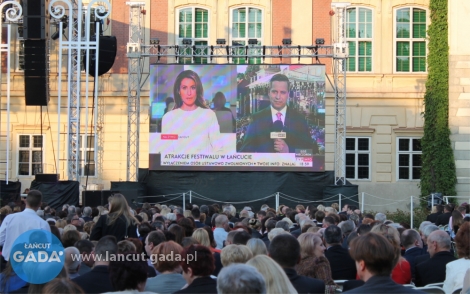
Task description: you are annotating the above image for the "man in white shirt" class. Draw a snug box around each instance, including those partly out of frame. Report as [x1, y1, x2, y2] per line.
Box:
[0, 190, 51, 261]
[214, 214, 229, 249]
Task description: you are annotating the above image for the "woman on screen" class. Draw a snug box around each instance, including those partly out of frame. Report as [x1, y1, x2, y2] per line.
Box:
[162, 70, 222, 153]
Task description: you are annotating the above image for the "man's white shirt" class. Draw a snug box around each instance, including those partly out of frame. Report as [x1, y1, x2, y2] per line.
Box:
[0, 208, 50, 260]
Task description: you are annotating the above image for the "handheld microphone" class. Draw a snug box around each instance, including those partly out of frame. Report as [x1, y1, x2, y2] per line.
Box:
[270, 120, 286, 139]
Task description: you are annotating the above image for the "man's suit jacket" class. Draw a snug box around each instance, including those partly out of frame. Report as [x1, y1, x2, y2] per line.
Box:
[173, 276, 217, 294]
[238, 107, 314, 153]
[283, 268, 325, 294]
[415, 251, 456, 287]
[324, 245, 357, 280]
[72, 265, 114, 294]
[403, 247, 426, 278]
[343, 276, 425, 293]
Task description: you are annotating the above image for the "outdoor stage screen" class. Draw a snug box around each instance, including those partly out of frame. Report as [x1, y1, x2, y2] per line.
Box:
[149, 64, 326, 171]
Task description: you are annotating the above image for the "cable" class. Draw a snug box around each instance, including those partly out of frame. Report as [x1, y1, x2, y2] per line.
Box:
[46, 106, 58, 174]
[85, 73, 97, 188]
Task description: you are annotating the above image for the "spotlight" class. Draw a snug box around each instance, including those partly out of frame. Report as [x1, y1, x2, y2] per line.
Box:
[216, 38, 226, 45]
[51, 30, 60, 40]
[315, 38, 325, 45]
[182, 39, 192, 45]
[150, 38, 159, 45]
[282, 38, 292, 45]
[248, 39, 258, 45]
[232, 41, 244, 46]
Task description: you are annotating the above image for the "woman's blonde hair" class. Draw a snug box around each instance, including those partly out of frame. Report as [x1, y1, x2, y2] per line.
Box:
[247, 255, 298, 294]
[55, 219, 67, 229]
[371, 224, 401, 266]
[138, 212, 148, 222]
[184, 210, 192, 218]
[107, 194, 137, 228]
[297, 232, 323, 259]
[192, 228, 210, 247]
[220, 245, 253, 267]
[246, 238, 267, 256]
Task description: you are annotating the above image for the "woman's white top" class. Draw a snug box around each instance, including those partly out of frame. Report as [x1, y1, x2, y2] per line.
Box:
[161, 107, 222, 153]
[443, 258, 470, 294]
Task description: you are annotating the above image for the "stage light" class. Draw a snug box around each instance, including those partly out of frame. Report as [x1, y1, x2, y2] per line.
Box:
[51, 30, 60, 40]
[316, 38, 325, 45]
[182, 38, 192, 45]
[216, 38, 226, 45]
[248, 39, 258, 45]
[150, 38, 159, 45]
[282, 38, 292, 45]
[232, 41, 244, 46]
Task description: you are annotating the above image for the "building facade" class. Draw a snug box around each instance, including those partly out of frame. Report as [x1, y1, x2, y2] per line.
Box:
[1, 0, 467, 210]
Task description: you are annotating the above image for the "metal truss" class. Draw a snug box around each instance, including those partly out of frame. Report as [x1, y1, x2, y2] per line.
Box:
[127, 3, 349, 186]
[126, 2, 145, 181]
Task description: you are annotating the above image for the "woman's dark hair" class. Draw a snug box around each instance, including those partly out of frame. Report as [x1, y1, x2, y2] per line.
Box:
[41, 278, 85, 294]
[61, 230, 81, 248]
[91, 207, 99, 217]
[169, 224, 185, 245]
[109, 252, 148, 291]
[49, 225, 61, 242]
[178, 217, 195, 238]
[180, 245, 214, 277]
[138, 222, 152, 238]
[173, 70, 208, 109]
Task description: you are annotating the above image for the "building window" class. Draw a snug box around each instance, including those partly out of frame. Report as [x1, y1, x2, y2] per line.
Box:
[346, 7, 372, 72]
[17, 25, 25, 71]
[346, 137, 370, 180]
[79, 135, 95, 176]
[397, 138, 422, 180]
[177, 7, 209, 64]
[395, 7, 427, 72]
[18, 135, 44, 176]
[231, 7, 262, 64]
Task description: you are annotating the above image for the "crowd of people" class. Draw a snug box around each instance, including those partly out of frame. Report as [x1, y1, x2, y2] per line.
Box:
[0, 190, 469, 294]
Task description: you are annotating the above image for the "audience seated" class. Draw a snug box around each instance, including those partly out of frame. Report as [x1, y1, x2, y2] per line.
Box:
[323, 225, 357, 280]
[41, 278, 85, 294]
[217, 264, 267, 294]
[220, 244, 253, 267]
[247, 255, 297, 294]
[443, 222, 470, 294]
[106, 252, 153, 294]
[401, 229, 426, 279]
[74, 240, 94, 275]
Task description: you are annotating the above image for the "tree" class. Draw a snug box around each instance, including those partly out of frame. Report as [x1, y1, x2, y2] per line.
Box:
[420, 0, 456, 198]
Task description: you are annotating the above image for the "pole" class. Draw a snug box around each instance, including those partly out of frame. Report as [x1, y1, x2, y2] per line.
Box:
[410, 196, 414, 229]
[189, 190, 192, 204]
[432, 194, 434, 210]
[275, 192, 279, 212]
[339, 194, 342, 212]
[183, 193, 186, 211]
[361, 192, 364, 212]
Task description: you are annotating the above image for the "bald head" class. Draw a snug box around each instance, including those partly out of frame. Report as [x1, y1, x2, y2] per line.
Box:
[427, 230, 451, 257]
[401, 229, 423, 249]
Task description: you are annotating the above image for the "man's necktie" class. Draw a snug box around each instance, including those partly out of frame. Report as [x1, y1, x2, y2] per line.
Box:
[276, 112, 282, 122]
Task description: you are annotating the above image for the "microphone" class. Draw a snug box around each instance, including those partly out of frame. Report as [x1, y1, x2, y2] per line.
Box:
[270, 120, 286, 139]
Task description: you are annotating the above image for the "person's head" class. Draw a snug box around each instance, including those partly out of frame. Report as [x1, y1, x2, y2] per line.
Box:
[422, 224, 439, 245]
[173, 70, 207, 110]
[339, 220, 356, 236]
[267, 228, 289, 241]
[191, 208, 201, 220]
[117, 240, 136, 253]
[94, 235, 118, 265]
[401, 229, 423, 249]
[74, 239, 94, 267]
[315, 210, 325, 223]
[275, 220, 290, 232]
[349, 232, 396, 279]
[427, 230, 451, 258]
[374, 213, 386, 223]
[295, 205, 305, 213]
[192, 228, 210, 247]
[452, 210, 464, 231]
[455, 221, 470, 259]
[268, 234, 300, 268]
[151, 241, 183, 273]
[61, 230, 81, 248]
[168, 224, 185, 245]
[269, 74, 290, 111]
[180, 245, 215, 284]
[109, 252, 148, 291]
[212, 92, 227, 110]
[246, 254, 296, 294]
[265, 219, 277, 233]
[232, 230, 252, 245]
[370, 224, 401, 265]
[41, 278, 84, 294]
[145, 230, 166, 256]
[108, 194, 136, 227]
[26, 190, 42, 210]
[323, 225, 342, 245]
[217, 264, 266, 294]
[221, 244, 253, 267]
[298, 232, 325, 259]
[246, 238, 268, 256]
[444, 204, 452, 213]
[64, 247, 81, 275]
[215, 214, 229, 229]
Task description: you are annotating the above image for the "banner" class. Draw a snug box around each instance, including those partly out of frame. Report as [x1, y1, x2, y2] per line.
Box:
[149, 64, 325, 172]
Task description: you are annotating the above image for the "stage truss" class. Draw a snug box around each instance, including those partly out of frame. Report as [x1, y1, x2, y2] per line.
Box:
[127, 3, 350, 185]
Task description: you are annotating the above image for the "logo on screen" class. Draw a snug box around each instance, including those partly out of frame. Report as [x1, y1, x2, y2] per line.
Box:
[295, 149, 313, 157]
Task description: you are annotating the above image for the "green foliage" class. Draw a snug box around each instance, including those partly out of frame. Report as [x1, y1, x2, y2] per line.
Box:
[366, 208, 429, 229]
[420, 0, 456, 199]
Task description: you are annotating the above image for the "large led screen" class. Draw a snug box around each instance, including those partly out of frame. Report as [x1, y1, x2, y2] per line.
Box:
[149, 64, 325, 171]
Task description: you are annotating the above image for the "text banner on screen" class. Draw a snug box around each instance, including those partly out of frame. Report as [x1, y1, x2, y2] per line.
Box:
[149, 64, 326, 172]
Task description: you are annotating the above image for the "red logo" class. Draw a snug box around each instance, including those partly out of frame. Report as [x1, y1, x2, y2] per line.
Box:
[161, 134, 178, 140]
[303, 157, 313, 162]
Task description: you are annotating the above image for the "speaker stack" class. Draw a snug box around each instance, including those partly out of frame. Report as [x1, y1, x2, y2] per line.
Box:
[23, 0, 49, 106]
[83, 36, 117, 77]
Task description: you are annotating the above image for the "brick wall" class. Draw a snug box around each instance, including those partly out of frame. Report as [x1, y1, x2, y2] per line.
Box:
[313, 0, 332, 73]
[272, 0, 291, 64]
[111, 0, 129, 73]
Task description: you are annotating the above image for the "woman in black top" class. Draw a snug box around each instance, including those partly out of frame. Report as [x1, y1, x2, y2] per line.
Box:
[90, 194, 138, 241]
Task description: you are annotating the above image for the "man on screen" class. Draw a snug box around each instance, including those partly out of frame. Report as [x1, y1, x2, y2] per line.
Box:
[238, 74, 314, 153]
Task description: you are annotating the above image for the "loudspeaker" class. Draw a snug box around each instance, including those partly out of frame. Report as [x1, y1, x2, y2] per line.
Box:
[83, 36, 117, 77]
[35, 174, 59, 182]
[82, 191, 102, 208]
[23, 0, 48, 39]
[24, 39, 48, 106]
